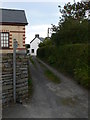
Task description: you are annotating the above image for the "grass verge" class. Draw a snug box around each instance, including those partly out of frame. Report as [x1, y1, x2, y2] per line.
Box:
[28, 79, 33, 98]
[28, 61, 33, 98]
[30, 56, 37, 67]
[37, 58, 61, 84]
[45, 69, 61, 84]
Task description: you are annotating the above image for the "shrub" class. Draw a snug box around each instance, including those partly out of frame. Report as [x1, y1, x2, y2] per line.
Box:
[37, 44, 89, 88]
[74, 59, 88, 88]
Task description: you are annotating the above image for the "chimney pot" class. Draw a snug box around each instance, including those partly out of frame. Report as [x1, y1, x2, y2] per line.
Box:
[35, 34, 39, 38]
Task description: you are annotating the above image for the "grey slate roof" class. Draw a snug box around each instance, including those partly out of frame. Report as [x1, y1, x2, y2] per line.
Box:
[30, 37, 45, 44]
[39, 37, 45, 42]
[0, 8, 28, 25]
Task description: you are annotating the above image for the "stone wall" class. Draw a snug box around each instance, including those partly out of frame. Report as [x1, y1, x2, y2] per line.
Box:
[2, 53, 28, 106]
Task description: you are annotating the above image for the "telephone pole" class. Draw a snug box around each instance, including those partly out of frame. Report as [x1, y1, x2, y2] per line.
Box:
[47, 28, 52, 38]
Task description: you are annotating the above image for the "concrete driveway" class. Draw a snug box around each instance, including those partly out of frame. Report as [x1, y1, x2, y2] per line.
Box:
[2, 57, 88, 118]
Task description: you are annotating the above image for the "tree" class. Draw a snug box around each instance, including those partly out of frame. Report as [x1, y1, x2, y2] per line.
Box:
[51, 1, 89, 46]
[58, 1, 89, 23]
[39, 37, 52, 48]
[25, 44, 30, 54]
[25, 44, 30, 48]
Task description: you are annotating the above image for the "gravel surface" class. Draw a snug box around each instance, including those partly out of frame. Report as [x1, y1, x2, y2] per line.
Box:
[3, 57, 88, 118]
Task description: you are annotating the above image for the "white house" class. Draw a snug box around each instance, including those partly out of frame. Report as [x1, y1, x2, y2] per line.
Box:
[30, 34, 44, 56]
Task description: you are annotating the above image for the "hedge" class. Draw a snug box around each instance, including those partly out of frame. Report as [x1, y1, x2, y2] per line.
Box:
[37, 44, 89, 88]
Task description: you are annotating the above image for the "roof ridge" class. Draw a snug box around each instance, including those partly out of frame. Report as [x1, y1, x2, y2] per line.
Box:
[30, 37, 45, 44]
[0, 8, 24, 11]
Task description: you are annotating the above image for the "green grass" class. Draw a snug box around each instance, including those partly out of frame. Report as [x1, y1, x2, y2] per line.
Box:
[37, 58, 45, 68]
[28, 79, 33, 98]
[30, 56, 37, 67]
[37, 58, 61, 84]
[45, 69, 61, 84]
[28, 61, 33, 98]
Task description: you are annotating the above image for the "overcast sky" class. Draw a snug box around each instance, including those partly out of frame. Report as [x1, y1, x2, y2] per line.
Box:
[1, 0, 81, 44]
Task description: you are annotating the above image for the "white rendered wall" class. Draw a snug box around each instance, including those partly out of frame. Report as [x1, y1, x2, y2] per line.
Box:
[30, 38, 41, 56]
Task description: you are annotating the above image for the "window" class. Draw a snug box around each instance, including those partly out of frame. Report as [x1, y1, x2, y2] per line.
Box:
[0, 32, 9, 48]
[31, 49, 34, 53]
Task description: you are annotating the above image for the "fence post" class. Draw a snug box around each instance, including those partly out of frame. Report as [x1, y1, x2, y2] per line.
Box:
[13, 39, 18, 103]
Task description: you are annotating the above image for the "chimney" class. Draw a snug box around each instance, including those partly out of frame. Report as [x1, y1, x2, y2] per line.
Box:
[35, 34, 39, 38]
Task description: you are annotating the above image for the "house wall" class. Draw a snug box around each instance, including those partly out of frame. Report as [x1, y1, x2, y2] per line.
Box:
[30, 38, 41, 56]
[0, 25, 26, 53]
[1, 53, 28, 106]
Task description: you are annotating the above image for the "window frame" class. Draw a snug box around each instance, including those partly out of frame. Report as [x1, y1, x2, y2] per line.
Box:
[0, 32, 9, 49]
[31, 49, 34, 53]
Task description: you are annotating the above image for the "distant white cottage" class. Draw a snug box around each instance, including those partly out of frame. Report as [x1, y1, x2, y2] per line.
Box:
[30, 34, 44, 56]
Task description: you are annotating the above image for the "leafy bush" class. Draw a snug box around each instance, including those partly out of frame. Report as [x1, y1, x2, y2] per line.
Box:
[74, 63, 88, 87]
